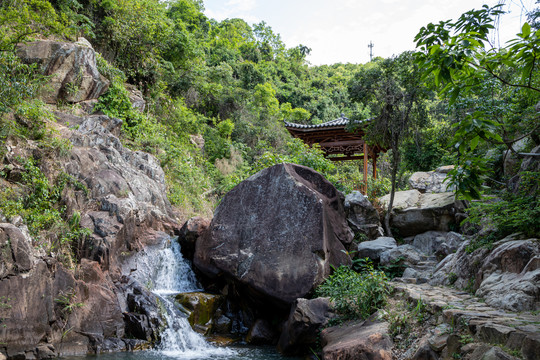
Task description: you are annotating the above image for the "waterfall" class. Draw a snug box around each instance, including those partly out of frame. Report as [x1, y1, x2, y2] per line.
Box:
[126, 237, 235, 358]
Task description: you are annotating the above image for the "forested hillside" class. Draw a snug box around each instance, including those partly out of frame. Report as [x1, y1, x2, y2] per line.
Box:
[1, 0, 538, 233]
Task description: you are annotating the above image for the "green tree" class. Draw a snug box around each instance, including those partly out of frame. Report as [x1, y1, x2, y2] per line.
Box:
[349, 52, 428, 235]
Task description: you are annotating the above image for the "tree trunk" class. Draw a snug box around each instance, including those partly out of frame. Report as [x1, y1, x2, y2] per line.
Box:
[384, 149, 400, 237]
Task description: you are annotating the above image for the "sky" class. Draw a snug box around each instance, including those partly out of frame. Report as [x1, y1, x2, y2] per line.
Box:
[203, 0, 538, 65]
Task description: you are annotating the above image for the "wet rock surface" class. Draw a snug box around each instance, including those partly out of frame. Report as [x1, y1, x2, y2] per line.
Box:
[175, 292, 224, 335]
[194, 163, 352, 308]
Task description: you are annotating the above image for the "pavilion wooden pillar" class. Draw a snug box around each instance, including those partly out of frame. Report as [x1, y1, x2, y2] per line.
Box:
[363, 142, 368, 195]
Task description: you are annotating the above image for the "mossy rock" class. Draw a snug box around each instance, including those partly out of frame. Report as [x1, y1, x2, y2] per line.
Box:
[175, 292, 224, 334]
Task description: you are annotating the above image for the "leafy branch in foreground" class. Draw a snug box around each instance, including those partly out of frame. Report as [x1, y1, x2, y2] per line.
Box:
[415, 4, 540, 199]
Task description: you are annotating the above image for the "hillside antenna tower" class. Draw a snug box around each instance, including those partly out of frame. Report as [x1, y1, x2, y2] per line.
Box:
[368, 41, 374, 61]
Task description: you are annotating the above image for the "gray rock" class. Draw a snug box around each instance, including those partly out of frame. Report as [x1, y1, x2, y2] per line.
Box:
[402, 267, 419, 279]
[194, 163, 352, 307]
[380, 189, 421, 210]
[379, 191, 464, 237]
[380, 244, 422, 266]
[321, 320, 393, 360]
[468, 345, 519, 360]
[344, 191, 382, 240]
[412, 231, 464, 257]
[409, 166, 455, 193]
[357, 237, 397, 261]
[125, 84, 145, 112]
[432, 237, 540, 312]
[0, 223, 34, 277]
[278, 297, 336, 355]
[178, 216, 210, 260]
[16, 39, 109, 103]
[65, 114, 176, 265]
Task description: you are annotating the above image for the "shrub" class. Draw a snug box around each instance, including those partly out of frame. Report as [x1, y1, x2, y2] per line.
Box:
[464, 171, 540, 252]
[316, 265, 390, 320]
[0, 53, 45, 114]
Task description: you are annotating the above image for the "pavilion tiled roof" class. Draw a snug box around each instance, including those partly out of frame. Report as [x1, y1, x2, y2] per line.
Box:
[284, 114, 371, 131]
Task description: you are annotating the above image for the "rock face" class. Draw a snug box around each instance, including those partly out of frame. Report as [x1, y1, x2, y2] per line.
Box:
[321, 320, 393, 360]
[409, 166, 455, 193]
[431, 236, 540, 312]
[379, 190, 465, 237]
[344, 191, 383, 239]
[16, 39, 109, 104]
[194, 163, 352, 308]
[63, 113, 177, 269]
[0, 110, 180, 357]
[278, 297, 336, 355]
[0, 224, 160, 359]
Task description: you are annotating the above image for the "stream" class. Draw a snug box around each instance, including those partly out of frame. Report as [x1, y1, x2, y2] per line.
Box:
[63, 237, 293, 360]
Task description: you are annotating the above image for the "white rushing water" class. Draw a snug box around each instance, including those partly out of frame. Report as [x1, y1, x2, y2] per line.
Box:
[128, 237, 235, 359]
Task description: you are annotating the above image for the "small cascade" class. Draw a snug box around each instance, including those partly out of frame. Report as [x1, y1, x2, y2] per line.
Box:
[128, 237, 234, 358]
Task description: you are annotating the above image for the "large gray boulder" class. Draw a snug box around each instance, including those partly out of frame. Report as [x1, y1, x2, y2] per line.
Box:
[194, 163, 353, 308]
[344, 191, 383, 240]
[379, 190, 465, 237]
[16, 38, 109, 104]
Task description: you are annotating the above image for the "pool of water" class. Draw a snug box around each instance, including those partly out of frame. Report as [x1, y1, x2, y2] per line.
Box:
[60, 345, 297, 360]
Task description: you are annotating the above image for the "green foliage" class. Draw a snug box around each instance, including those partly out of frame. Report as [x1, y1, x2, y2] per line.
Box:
[0, 0, 62, 51]
[0, 157, 90, 265]
[316, 265, 390, 320]
[464, 171, 540, 252]
[0, 53, 45, 114]
[415, 4, 540, 199]
[252, 138, 340, 185]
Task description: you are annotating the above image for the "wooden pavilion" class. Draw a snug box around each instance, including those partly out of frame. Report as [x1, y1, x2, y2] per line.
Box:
[284, 114, 386, 194]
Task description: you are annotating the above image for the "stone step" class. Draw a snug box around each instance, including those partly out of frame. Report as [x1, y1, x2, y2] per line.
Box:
[391, 281, 540, 360]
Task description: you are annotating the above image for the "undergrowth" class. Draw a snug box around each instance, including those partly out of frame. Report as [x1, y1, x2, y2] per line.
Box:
[463, 171, 540, 253]
[0, 157, 90, 267]
[316, 264, 390, 320]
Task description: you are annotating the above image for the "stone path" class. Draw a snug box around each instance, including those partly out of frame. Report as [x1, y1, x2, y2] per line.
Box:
[391, 281, 540, 360]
